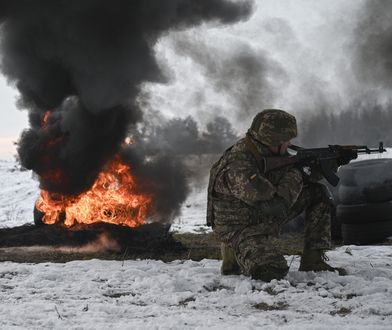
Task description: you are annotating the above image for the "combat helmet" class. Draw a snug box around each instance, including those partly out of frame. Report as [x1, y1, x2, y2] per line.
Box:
[248, 109, 297, 146]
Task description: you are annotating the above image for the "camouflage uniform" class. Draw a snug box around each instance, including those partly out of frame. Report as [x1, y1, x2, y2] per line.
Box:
[207, 109, 333, 281]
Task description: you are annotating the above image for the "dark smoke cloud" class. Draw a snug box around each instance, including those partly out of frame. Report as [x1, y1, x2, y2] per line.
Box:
[282, 0, 392, 148]
[131, 112, 238, 156]
[352, 0, 392, 90]
[171, 35, 286, 120]
[297, 0, 392, 148]
[0, 0, 253, 218]
[121, 114, 239, 220]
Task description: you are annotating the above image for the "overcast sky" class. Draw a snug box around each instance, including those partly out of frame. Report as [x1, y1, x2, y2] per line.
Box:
[0, 0, 371, 156]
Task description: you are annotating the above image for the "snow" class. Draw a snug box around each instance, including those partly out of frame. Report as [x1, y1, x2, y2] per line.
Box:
[1, 153, 392, 329]
[0, 159, 39, 228]
[0, 247, 391, 329]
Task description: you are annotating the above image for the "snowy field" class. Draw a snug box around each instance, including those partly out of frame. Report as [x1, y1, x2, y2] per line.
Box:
[0, 152, 391, 329]
[0, 247, 391, 329]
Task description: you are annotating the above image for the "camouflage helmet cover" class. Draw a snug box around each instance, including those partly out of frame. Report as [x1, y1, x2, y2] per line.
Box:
[248, 109, 297, 146]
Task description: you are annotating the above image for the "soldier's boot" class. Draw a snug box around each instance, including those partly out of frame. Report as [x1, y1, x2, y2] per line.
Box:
[248, 264, 289, 282]
[220, 243, 241, 275]
[299, 249, 347, 276]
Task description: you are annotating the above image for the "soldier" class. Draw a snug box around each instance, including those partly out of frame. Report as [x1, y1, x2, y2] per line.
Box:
[207, 109, 346, 281]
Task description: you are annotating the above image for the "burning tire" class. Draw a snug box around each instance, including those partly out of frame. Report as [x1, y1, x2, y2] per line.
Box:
[337, 202, 392, 244]
[33, 205, 46, 226]
[34, 204, 66, 226]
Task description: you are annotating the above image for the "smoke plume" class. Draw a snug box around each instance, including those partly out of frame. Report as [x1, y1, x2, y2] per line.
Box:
[121, 114, 238, 219]
[171, 35, 286, 120]
[352, 0, 392, 91]
[0, 0, 253, 219]
[298, 0, 392, 147]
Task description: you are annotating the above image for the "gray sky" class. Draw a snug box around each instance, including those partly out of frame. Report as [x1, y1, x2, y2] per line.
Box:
[0, 76, 27, 156]
[0, 0, 369, 156]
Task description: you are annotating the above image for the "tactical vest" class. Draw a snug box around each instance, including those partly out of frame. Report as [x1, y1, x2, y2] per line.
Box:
[207, 138, 268, 241]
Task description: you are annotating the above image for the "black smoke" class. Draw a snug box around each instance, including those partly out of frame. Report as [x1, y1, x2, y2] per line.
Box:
[297, 0, 392, 148]
[121, 114, 239, 220]
[0, 0, 253, 219]
[130, 113, 238, 156]
[297, 11, 392, 150]
[352, 0, 392, 90]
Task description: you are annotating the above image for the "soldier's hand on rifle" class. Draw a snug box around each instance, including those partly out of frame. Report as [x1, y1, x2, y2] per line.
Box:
[257, 168, 302, 219]
[276, 167, 303, 208]
[261, 196, 290, 219]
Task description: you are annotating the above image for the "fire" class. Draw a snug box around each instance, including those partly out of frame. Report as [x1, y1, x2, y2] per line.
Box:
[41, 110, 52, 128]
[36, 156, 151, 228]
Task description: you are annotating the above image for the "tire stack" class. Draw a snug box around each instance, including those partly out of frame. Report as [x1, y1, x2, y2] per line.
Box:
[336, 159, 392, 245]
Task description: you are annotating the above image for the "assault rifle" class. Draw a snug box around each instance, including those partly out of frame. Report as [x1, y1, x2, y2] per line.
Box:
[264, 142, 387, 186]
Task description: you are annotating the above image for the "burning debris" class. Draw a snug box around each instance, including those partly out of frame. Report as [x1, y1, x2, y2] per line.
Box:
[36, 156, 151, 227]
[0, 0, 253, 226]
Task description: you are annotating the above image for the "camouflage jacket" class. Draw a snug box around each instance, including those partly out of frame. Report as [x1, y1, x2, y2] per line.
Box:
[207, 135, 303, 240]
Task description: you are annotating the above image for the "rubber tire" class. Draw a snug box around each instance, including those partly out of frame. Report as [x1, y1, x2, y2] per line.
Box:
[337, 202, 392, 224]
[342, 221, 392, 245]
[338, 158, 392, 187]
[34, 205, 65, 226]
[34, 205, 45, 226]
[339, 183, 392, 205]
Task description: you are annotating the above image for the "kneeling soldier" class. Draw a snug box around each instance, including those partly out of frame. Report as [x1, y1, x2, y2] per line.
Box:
[207, 109, 346, 281]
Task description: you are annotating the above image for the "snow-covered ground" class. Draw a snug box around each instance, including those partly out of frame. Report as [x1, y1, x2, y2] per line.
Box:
[0, 247, 391, 329]
[0, 159, 39, 229]
[0, 153, 392, 329]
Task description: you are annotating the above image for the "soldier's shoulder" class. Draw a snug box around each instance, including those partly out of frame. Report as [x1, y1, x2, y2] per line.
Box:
[226, 138, 254, 162]
[211, 138, 248, 166]
[231, 138, 248, 153]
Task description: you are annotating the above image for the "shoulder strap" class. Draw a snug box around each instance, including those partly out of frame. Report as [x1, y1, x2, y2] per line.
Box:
[245, 134, 266, 174]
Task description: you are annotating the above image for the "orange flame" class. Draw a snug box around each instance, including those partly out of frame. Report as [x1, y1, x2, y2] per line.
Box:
[42, 111, 52, 128]
[36, 156, 151, 228]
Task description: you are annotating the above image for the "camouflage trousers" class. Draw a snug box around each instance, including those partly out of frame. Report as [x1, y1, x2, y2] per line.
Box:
[218, 182, 333, 281]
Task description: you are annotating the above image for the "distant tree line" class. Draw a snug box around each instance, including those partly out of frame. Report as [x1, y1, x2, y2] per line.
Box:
[298, 104, 392, 148]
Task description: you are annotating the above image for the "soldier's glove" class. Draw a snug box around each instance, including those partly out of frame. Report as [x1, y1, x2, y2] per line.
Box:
[276, 167, 303, 208]
[261, 196, 290, 219]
